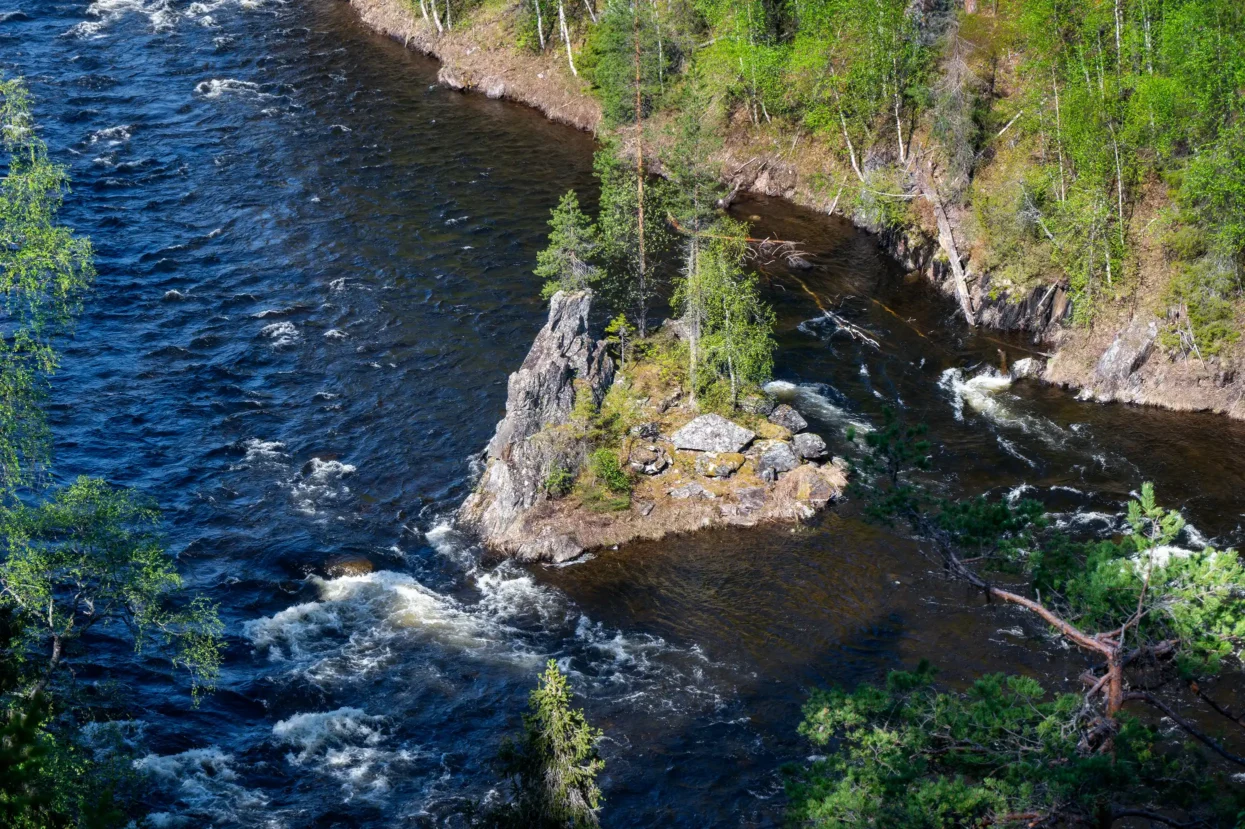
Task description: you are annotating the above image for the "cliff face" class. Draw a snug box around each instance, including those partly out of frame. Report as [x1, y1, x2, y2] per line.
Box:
[342, 0, 1244, 420]
[458, 290, 614, 559]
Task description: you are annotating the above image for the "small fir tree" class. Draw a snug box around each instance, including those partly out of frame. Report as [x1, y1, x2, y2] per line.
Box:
[479, 660, 605, 829]
[537, 190, 601, 299]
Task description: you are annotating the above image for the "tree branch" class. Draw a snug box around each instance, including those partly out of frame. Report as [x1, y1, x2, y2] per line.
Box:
[1124, 691, 1245, 768]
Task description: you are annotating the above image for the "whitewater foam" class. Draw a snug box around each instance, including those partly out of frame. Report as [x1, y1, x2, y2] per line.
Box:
[764, 380, 870, 436]
[195, 78, 265, 99]
[288, 458, 355, 515]
[135, 747, 271, 826]
[260, 320, 299, 348]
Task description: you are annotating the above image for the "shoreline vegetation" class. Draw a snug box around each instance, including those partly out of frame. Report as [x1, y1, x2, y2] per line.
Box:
[346, 0, 1245, 420]
[440, 3, 1245, 822]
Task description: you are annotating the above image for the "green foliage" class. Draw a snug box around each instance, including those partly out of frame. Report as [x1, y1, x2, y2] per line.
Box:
[1160, 258, 1242, 357]
[587, 448, 629, 494]
[479, 661, 604, 829]
[673, 218, 774, 408]
[580, 0, 672, 127]
[592, 142, 674, 336]
[0, 76, 95, 491]
[544, 466, 575, 498]
[603, 312, 634, 367]
[788, 661, 1241, 828]
[537, 190, 601, 300]
[847, 407, 929, 523]
[0, 477, 224, 702]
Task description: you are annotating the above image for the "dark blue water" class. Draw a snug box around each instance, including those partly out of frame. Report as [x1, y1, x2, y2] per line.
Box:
[6, 0, 1245, 825]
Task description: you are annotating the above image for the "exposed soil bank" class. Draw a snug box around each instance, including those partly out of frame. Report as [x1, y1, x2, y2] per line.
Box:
[343, 0, 1245, 421]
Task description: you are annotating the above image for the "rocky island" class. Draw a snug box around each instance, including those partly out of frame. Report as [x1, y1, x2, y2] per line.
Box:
[459, 291, 846, 563]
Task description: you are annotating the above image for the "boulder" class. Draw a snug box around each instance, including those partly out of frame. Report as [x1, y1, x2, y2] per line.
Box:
[437, 66, 468, 91]
[630, 421, 661, 441]
[1010, 356, 1045, 380]
[670, 414, 755, 453]
[775, 464, 847, 510]
[669, 482, 714, 500]
[757, 441, 800, 477]
[734, 486, 768, 513]
[792, 432, 828, 460]
[695, 452, 745, 478]
[515, 532, 583, 564]
[628, 444, 670, 475]
[482, 77, 506, 99]
[768, 403, 808, 434]
[1094, 319, 1158, 392]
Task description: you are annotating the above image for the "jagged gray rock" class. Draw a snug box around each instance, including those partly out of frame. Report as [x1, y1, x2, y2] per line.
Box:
[670, 414, 755, 453]
[757, 441, 800, 476]
[792, 432, 828, 460]
[1010, 357, 1045, 380]
[1095, 319, 1158, 392]
[458, 291, 614, 558]
[768, 403, 808, 434]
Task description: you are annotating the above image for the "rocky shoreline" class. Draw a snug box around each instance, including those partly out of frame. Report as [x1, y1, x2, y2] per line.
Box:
[458, 292, 846, 563]
[342, 0, 1244, 421]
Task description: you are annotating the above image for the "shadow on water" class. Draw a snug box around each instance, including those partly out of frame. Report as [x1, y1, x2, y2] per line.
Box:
[5, 0, 1244, 826]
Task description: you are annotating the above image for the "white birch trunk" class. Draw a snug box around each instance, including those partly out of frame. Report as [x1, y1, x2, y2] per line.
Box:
[558, 0, 577, 76]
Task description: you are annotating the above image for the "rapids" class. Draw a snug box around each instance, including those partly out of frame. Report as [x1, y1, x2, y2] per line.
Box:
[5, 0, 1245, 825]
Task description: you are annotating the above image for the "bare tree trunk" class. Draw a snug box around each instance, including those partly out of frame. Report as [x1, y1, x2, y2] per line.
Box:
[534, 0, 546, 50]
[839, 108, 864, 182]
[418, 0, 430, 25]
[1110, 123, 1126, 249]
[919, 166, 976, 325]
[29, 634, 62, 699]
[558, 0, 577, 75]
[445, 0, 451, 30]
[893, 84, 907, 164]
[430, 0, 443, 33]
[583, 0, 597, 24]
[633, 2, 648, 337]
[1113, 0, 1124, 73]
[1052, 71, 1066, 202]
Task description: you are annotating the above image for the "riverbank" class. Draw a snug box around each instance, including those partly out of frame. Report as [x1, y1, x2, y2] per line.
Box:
[343, 0, 1245, 422]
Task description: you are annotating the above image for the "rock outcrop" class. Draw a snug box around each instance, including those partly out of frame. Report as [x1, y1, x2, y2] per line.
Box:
[458, 291, 614, 561]
[457, 296, 847, 562]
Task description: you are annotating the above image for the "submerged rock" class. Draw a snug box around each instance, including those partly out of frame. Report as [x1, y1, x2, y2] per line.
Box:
[670, 414, 755, 453]
[323, 555, 374, 578]
[768, 403, 808, 434]
[792, 432, 828, 460]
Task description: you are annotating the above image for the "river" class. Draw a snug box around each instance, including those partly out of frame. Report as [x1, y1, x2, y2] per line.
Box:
[5, 0, 1245, 826]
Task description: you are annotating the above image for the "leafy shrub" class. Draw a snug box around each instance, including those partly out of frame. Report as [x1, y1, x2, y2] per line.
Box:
[588, 448, 629, 494]
[543, 467, 575, 498]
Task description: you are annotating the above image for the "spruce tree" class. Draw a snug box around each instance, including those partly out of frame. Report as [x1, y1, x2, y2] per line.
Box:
[536, 190, 600, 299]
